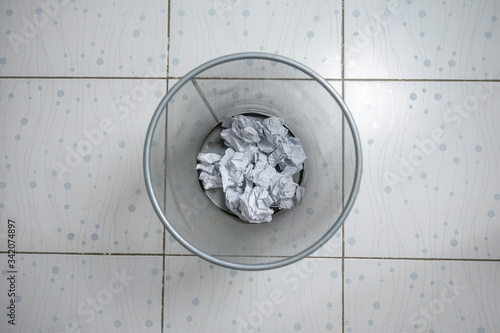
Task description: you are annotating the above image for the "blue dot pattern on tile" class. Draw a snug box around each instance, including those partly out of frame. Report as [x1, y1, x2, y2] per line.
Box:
[0, 1, 167, 77]
[0, 0, 499, 332]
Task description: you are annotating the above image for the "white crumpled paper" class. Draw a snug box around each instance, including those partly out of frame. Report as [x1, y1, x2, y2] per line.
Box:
[196, 115, 307, 223]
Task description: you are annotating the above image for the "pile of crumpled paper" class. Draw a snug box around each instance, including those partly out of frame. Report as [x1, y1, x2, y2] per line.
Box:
[196, 115, 307, 223]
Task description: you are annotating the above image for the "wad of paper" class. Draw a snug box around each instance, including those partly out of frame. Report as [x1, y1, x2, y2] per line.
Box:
[196, 115, 307, 223]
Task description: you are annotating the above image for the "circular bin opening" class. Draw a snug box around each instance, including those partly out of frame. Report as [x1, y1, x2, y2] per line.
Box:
[144, 53, 362, 271]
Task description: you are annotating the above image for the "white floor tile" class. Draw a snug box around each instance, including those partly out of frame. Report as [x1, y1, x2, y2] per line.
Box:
[344, 0, 500, 79]
[0, 0, 167, 77]
[164, 256, 342, 332]
[344, 259, 500, 332]
[0, 254, 163, 332]
[344, 81, 500, 259]
[0, 78, 166, 253]
[311, 230, 342, 258]
[169, 0, 342, 79]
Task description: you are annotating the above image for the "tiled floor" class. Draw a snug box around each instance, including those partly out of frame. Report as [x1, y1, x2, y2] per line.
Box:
[0, 0, 499, 332]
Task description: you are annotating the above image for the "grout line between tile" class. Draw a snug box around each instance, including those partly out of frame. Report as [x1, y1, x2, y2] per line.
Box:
[343, 78, 500, 82]
[305, 256, 500, 262]
[161, 235, 166, 333]
[16, 251, 140, 255]
[0, 76, 168, 80]
[1, 76, 499, 82]
[341, 0, 345, 331]
[1, 251, 194, 256]
[343, 256, 500, 262]
[161, 3, 171, 331]
[160, 259, 166, 332]
[3, 251, 499, 262]
[166, 0, 172, 81]
[161, 79, 169, 332]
